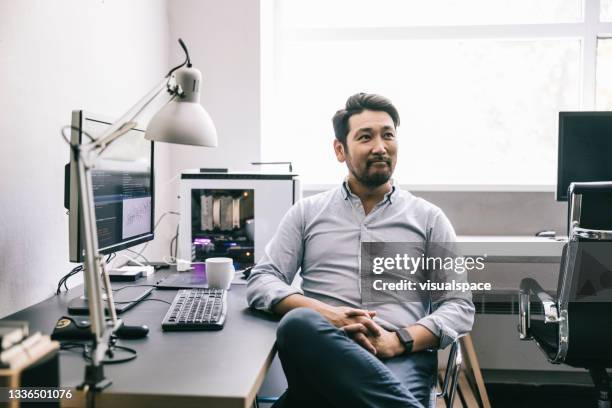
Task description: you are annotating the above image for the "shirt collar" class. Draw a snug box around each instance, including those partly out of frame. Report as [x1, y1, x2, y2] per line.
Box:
[341, 178, 397, 204]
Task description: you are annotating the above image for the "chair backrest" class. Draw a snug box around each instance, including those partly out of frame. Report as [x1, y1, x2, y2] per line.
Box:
[557, 182, 612, 366]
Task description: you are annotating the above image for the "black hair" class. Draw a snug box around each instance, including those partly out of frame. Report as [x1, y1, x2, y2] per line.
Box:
[332, 93, 400, 147]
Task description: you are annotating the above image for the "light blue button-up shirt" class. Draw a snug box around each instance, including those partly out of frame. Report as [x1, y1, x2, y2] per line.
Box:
[246, 181, 474, 348]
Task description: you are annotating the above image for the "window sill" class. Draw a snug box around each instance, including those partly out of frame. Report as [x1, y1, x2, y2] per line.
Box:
[302, 184, 556, 193]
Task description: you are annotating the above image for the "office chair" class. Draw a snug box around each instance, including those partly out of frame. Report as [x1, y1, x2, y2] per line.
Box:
[518, 182, 612, 408]
[255, 338, 463, 408]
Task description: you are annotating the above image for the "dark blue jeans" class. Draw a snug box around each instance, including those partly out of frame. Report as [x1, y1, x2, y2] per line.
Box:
[273, 308, 437, 408]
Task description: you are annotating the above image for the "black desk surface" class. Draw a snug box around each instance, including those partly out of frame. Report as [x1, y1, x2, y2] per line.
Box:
[3, 269, 279, 408]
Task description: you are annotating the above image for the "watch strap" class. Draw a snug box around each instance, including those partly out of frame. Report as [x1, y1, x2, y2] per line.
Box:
[396, 328, 414, 354]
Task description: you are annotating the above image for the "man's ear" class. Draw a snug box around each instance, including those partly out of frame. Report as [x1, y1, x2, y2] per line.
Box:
[334, 139, 346, 163]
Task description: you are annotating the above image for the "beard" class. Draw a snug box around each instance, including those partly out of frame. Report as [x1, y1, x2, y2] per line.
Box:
[346, 156, 393, 188]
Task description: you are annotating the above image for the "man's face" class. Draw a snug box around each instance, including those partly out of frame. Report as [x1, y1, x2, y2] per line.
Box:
[334, 110, 398, 188]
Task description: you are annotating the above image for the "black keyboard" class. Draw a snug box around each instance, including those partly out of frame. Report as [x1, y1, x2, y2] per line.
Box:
[161, 288, 227, 331]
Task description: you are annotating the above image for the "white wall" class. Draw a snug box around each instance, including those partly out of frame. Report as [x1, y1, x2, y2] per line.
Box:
[0, 0, 171, 317]
[0, 0, 264, 318]
[166, 0, 262, 175]
[130, 0, 264, 262]
[120, 0, 265, 267]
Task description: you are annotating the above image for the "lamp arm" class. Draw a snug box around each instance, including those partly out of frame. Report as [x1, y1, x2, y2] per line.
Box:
[74, 75, 178, 370]
[70, 38, 205, 393]
[89, 76, 178, 156]
[74, 151, 110, 367]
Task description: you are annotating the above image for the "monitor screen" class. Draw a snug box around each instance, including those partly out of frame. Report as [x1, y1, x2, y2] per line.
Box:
[67, 110, 154, 262]
[557, 112, 612, 201]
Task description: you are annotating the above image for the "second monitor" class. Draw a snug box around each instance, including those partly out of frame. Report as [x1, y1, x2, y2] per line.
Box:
[557, 111, 612, 201]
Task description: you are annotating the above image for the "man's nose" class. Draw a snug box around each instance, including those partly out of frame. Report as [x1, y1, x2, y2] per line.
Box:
[371, 136, 387, 155]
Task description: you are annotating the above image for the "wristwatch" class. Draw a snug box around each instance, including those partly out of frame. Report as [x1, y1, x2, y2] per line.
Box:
[395, 328, 414, 354]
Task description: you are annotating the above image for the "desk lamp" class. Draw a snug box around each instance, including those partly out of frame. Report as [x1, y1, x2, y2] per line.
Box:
[67, 39, 217, 398]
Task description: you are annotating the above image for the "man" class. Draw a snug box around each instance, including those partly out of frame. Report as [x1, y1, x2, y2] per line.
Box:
[247, 93, 474, 407]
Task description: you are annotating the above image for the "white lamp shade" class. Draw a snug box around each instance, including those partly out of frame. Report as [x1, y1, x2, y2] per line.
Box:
[146, 101, 218, 147]
[146, 66, 218, 147]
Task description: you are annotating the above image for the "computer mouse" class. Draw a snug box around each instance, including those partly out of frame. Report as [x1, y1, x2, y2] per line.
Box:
[114, 323, 149, 339]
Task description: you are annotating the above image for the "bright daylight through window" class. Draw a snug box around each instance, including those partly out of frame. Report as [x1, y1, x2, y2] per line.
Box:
[262, 0, 612, 188]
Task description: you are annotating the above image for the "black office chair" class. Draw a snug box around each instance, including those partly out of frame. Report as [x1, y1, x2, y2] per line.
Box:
[518, 182, 612, 407]
[255, 338, 463, 408]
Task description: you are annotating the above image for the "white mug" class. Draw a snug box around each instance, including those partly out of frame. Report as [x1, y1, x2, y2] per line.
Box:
[206, 257, 234, 289]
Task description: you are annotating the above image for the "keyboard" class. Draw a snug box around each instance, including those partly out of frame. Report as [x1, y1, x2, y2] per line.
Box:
[161, 288, 228, 331]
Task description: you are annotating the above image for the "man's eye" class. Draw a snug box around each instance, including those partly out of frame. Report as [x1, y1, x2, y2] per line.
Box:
[360, 134, 371, 140]
[384, 133, 395, 139]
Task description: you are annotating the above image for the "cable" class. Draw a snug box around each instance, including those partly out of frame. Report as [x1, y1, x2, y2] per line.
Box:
[155, 211, 180, 230]
[139, 298, 171, 305]
[160, 172, 182, 189]
[112, 284, 157, 293]
[57, 264, 83, 295]
[57, 253, 115, 294]
[60, 342, 137, 364]
[180, 38, 192, 68]
[174, 224, 179, 260]
[114, 298, 171, 305]
[169, 235, 177, 261]
[168, 223, 179, 262]
[165, 38, 192, 77]
[127, 211, 180, 264]
[60, 125, 95, 144]
[60, 343, 87, 355]
[125, 248, 150, 265]
[166, 59, 187, 78]
[56, 214, 178, 294]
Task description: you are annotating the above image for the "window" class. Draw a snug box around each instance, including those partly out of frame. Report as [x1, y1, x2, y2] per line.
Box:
[597, 38, 612, 108]
[262, 0, 612, 188]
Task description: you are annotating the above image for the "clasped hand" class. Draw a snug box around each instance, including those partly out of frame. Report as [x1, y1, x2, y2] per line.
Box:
[321, 306, 404, 359]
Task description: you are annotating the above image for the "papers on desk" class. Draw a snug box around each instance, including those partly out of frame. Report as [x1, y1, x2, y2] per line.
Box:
[0, 321, 28, 351]
[0, 333, 57, 370]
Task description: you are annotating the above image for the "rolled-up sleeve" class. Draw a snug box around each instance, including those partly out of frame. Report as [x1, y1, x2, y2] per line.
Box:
[416, 209, 475, 349]
[416, 298, 475, 349]
[246, 202, 305, 312]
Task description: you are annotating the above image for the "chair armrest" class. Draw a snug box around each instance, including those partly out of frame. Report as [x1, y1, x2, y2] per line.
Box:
[570, 181, 612, 194]
[520, 278, 557, 312]
[572, 226, 612, 241]
[518, 278, 559, 340]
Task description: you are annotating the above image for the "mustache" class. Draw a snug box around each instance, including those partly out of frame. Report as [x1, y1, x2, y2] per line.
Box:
[367, 156, 392, 166]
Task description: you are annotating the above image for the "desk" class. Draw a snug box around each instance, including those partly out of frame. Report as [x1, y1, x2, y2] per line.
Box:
[3, 269, 279, 408]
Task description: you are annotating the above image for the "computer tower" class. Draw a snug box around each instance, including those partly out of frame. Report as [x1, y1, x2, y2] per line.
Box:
[178, 170, 301, 267]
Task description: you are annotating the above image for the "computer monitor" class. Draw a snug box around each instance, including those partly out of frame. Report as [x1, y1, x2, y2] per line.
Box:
[65, 110, 155, 263]
[557, 112, 612, 201]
